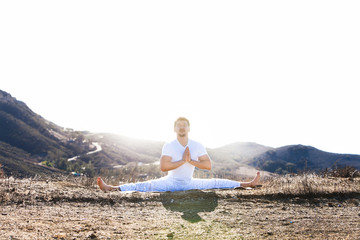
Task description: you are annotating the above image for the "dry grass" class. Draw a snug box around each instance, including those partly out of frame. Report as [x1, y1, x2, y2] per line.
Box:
[0, 173, 359, 240]
[260, 173, 360, 196]
[1, 173, 359, 204]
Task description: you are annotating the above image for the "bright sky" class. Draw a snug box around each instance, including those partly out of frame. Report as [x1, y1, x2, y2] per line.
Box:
[1, 1, 359, 155]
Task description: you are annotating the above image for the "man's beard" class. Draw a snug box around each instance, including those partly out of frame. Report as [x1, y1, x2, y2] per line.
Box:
[178, 133, 186, 137]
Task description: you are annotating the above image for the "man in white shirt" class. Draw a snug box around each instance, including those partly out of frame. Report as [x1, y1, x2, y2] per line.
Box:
[97, 117, 260, 192]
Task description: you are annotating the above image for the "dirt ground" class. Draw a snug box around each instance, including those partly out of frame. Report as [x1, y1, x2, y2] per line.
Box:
[0, 178, 359, 240]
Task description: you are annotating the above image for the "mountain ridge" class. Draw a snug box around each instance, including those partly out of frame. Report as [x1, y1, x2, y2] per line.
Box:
[0, 89, 359, 178]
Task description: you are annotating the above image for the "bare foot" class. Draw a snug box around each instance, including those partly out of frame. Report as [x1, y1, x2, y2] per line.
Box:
[97, 177, 119, 192]
[240, 172, 261, 188]
[249, 171, 261, 187]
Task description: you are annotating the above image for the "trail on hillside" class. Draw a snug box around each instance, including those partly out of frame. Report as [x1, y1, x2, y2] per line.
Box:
[68, 142, 102, 162]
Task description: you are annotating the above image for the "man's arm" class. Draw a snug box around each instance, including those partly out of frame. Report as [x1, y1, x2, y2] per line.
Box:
[160, 147, 190, 172]
[160, 155, 185, 172]
[188, 154, 212, 171]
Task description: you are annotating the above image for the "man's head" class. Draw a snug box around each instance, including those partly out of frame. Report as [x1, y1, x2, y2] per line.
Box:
[174, 117, 190, 128]
[174, 117, 190, 137]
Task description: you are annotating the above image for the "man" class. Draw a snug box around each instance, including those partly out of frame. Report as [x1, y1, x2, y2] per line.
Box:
[97, 117, 260, 192]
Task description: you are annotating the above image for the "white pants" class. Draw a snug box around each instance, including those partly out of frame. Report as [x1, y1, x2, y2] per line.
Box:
[119, 176, 240, 192]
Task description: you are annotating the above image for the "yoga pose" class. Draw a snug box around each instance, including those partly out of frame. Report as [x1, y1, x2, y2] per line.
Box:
[97, 117, 260, 192]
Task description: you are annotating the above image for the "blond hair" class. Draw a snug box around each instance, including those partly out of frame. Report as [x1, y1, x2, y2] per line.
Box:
[174, 117, 190, 127]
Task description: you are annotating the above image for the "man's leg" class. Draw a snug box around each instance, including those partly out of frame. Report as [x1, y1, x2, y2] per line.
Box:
[97, 176, 172, 192]
[187, 172, 261, 190]
[188, 178, 240, 190]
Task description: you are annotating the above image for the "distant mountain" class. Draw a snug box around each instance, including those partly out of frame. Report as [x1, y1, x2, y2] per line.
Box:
[0, 89, 166, 177]
[0, 90, 89, 156]
[1, 89, 359, 178]
[85, 133, 164, 169]
[0, 89, 93, 177]
[207, 142, 273, 169]
[88, 135, 360, 175]
[251, 144, 360, 174]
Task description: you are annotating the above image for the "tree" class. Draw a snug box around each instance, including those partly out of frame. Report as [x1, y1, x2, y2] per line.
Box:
[0, 163, 4, 178]
[56, 158, 68, 171]
[83, 163, 95, 177]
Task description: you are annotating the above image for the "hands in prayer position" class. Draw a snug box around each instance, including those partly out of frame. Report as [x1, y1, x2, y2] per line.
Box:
[183, 146, 191, 163]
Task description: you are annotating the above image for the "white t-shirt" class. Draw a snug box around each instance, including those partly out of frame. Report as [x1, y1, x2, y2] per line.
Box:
[161, 139, 208, 181]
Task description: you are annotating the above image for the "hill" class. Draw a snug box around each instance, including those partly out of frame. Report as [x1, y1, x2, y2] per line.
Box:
[84, 133, 164, 169]
[0, 90, 83, 157]
[83, 135, 360, 178]
[0, 89, 167, 177]
[252, 144, 360, 174]
[0, 90, 93, 177]
[0, 141, 64, 177]
[207, 142, 273, 169]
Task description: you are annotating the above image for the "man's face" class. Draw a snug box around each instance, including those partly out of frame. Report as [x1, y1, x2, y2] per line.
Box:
[174, 120, 190, 137]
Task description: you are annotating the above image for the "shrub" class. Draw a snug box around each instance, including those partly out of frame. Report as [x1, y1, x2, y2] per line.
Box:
[323, 166, 359, 178]
[0, 163, 4, 178]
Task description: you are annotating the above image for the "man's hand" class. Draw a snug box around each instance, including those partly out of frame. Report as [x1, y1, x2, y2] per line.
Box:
[184, 146, 212, 171]
[180, 147, 212, 171]
[183, 146, 191, 163]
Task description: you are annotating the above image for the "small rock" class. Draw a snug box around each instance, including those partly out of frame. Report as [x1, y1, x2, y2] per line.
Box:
[53, 234, 67, 239]
[267, 231, 273, 235]
[88, 233, 97, 239]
